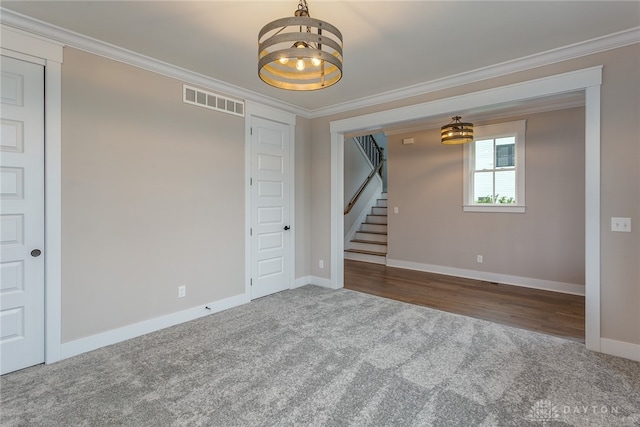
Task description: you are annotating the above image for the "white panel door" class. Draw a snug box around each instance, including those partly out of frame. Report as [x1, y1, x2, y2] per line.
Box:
[251, 116, 291, 299]
[0, 56, 45, 374]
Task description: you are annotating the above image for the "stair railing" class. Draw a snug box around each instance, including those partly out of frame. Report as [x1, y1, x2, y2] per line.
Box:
[344, 135, 384, 215]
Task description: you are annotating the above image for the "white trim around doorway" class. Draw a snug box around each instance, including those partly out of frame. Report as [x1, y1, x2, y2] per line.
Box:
[329, 66, 602, 353]
[244, 101, 297, 300]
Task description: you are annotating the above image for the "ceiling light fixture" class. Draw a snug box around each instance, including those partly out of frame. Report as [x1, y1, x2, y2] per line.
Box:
[258, 0, 343, 91]
[441, 116, 474, 145]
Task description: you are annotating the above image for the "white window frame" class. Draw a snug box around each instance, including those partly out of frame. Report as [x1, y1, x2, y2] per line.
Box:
[463, 120, 526, 213]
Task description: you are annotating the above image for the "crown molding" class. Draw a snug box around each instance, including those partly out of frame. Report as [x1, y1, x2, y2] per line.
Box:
[0, 8, 305, 117]
[1, 7, 638, 120]
[311, 27, 640, 119]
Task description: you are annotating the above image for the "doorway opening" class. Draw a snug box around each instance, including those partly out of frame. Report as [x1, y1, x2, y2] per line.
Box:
[330, 67, 602, 351]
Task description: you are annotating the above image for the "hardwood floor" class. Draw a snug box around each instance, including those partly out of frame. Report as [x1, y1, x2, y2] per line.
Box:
[344, 259, 585, 343]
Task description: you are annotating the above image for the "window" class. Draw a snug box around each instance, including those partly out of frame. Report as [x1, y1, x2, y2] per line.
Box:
[463, 120, 526, 213]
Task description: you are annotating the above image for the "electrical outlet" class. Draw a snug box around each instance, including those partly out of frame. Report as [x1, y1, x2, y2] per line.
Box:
[477, 255, 483, 263]
[611, 217, 631, 232]
[178, 285, 186, 298]
[319, 259, 324, 269]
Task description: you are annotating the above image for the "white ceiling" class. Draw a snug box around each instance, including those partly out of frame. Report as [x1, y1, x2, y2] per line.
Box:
[2, 1, 639, 115]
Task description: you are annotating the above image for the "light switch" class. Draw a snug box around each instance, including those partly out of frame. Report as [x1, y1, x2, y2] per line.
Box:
[611, 217, 631, 232]
[393, 207, 399, 214]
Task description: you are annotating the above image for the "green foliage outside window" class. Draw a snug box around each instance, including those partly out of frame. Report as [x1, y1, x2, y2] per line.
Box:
[476, 194, 516, 204]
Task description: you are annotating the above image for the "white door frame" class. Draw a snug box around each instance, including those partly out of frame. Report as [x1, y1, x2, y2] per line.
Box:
[244, 101, 296, 299]
[1, 25, 64, 363]
[330, 66, 602, 352]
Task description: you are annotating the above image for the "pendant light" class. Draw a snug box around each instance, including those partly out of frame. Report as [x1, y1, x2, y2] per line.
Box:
[258, 0, 343, 91]
[441, 116, 474, 145]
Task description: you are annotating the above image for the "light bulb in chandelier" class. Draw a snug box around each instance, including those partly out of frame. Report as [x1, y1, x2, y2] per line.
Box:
[294, 41, 308, 70]
[278, 57, 289, 65]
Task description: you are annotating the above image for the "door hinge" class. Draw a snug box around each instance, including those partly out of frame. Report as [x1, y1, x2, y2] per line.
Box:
[250, 177, 253, 186]
[250, 228, 253, 236]
[250, 278, 253, 286]
[250, 127, 253, 135]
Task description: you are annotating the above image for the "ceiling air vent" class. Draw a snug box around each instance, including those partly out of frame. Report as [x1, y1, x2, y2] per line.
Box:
[183, 85, 244, 117]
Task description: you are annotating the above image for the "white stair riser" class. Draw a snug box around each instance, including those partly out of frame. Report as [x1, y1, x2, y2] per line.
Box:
[344, 251, 386, 265]
[360, 223, 387, 233]
[371, 207, 387, 215]
[376, 199, 388, 207]
[348, 241, 387, 253]
[366, 215, 387, 224]
[354, 232, 387, 243]
[380, 193, 388, 199]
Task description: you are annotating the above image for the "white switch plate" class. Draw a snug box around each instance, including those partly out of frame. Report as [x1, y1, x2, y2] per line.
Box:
[319, 259, 324, 269]
[611, 217, 631, 232]
[477, 255, 483, 263]
[393, 207, 399, 214]
[178, 285, 186, 298]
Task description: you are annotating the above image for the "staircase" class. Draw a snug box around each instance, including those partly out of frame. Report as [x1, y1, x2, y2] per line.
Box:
[344, 193, 387, 264]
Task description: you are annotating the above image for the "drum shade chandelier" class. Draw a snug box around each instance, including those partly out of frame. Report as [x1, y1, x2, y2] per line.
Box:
[441, 116, 474, 145]
[258, 0, 343, 91]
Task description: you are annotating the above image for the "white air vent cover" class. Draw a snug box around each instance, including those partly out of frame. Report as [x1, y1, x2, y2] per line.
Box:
[183, 85, 244, 117]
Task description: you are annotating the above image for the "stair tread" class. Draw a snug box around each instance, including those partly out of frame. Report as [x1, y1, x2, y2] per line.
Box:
[356, 230, 387, 235]
[345, 248, 387, 256]
[350, 239, 387, 245]
[367, 214, 387, 217]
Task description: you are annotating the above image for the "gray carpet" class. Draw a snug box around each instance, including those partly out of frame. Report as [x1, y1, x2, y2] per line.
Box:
[1, 285, 639, 426]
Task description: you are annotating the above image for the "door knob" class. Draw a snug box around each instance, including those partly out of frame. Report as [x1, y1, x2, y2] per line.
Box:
[283, 226, 290, 230]
[31, 249, 42, 257]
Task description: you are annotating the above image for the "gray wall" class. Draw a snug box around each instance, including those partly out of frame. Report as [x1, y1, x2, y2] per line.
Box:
[61, 48, 246, 342]
[387, 108, 585, 285]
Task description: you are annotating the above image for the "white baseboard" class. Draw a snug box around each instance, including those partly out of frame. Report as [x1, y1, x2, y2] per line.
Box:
[310, 276, 333, 289]
[600, 338, 640, 362]
[60, 292, 250, 361]
[386, 259, 585, 296]
[294, 276, 334, 290]
[293, 276, 312, 289]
